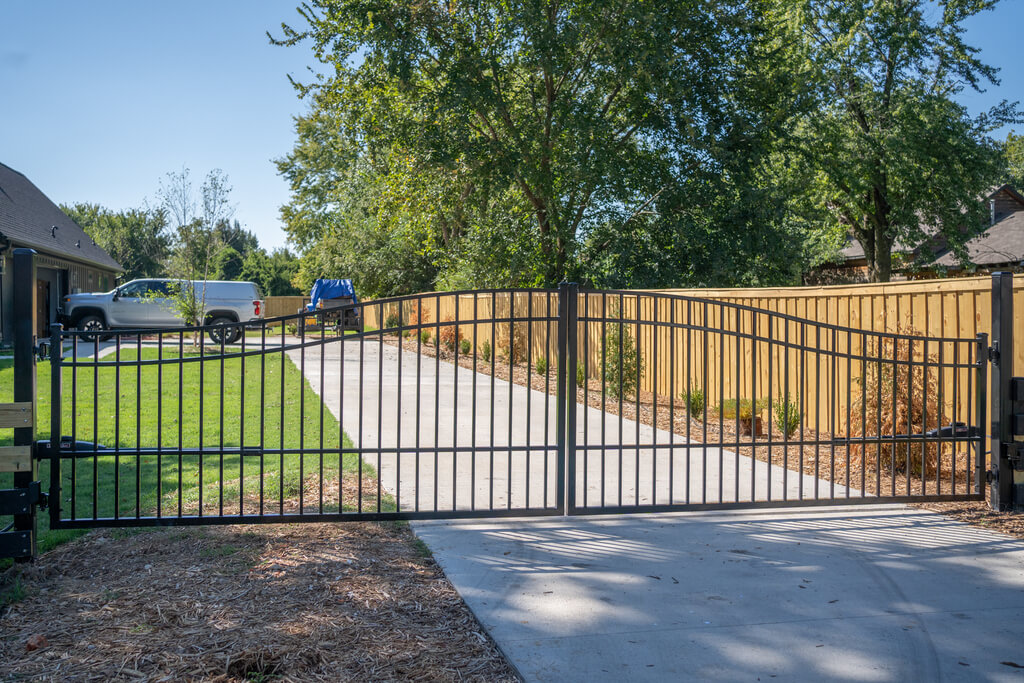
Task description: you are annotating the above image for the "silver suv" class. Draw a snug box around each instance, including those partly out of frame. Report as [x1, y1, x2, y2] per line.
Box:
[60, 279, 265, 343]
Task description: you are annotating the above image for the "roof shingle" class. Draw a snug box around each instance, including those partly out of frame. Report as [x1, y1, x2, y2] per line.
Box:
[0, 162, 122, 271]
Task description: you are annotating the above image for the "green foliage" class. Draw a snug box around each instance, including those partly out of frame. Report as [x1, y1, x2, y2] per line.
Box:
[783, 0, 1021, 282]
[577, 362, 586, 388]
[273, 0, 797, 290]
[213, 245, 244, 281]
[460, 338, 471, 355]
[682, 389, 705, 416]
[718, 398, 767, 421]
[534, 357, 548, 376]
[420, 330, 431, 345]
[603, 323, 644, 399]
[480, 340, 491, 362]
[772, 393, 800, 437]
[62, 203, 170, 281]
[1007, 130, 1024, 187]
[384, 312, 402, 334]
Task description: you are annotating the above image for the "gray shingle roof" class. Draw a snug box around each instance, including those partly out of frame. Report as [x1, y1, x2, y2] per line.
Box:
[0, 162, 122, 271]
[931, 210, 1024, 268]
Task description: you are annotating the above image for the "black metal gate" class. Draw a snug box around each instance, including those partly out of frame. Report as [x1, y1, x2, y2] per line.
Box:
[3, 249, 1002, 560]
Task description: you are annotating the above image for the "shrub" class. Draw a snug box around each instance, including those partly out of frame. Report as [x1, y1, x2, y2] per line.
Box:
[848, 332, 946, 477]
[772, 392, 800, 437]
[384, 311, 401, 335]
[480, 339, 491, 362]
[717, 398, 766, 420]
[535, 356, 548, 376]
[460, 338, 471, 355]
[682, 388, 705, 416]
[438, 317, 463, 351]
[497, 322, 528, 363]
[603, 323, 644, 399]
[577, 362, 586, 387]
[420, 330, 431, 345]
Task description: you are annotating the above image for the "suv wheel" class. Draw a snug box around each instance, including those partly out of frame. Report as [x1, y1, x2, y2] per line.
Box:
[208, 316, 241, 344]
[77, 314, 110, 343]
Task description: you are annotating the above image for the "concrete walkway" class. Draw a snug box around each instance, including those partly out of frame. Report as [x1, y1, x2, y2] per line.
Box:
[287, 336, 1024, 682]
[415, 507, 1024, 682]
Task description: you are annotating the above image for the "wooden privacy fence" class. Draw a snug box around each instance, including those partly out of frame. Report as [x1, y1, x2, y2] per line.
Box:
[360, 277, 1018, 440]
[263, 296, 309, 322]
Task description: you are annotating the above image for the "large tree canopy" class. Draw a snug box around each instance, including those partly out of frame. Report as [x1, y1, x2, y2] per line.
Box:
[274, 0, 810, 288]
[787, 0, 1020, 281]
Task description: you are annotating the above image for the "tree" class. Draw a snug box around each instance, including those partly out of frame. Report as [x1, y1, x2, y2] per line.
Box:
[158, 168, 236, 339]
[786, 0, 1020, 282]
[273, 0, 772, 286]
[62, 203, 170, 281]
[213, 245, 244, 281]
[1007, 130, 1024, 187]
[214, 219, 260, 256]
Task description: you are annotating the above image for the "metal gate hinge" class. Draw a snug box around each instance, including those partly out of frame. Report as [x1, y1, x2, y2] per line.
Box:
[988, 342, 1000, 364]
[0, 481, 45, 515]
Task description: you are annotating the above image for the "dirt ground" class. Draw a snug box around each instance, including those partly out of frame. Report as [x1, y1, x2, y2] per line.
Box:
[0, 521, 519, 682]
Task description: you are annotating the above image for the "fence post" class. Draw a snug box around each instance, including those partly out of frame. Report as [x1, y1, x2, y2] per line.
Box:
[990, 271, 1015, 511]
[565, 283, 578, 514]
[12, 248, 38, 561]
[556, 283, 568, 514]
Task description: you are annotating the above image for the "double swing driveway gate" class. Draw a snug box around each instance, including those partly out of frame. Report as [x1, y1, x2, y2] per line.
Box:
[3, 251, 1006, 561]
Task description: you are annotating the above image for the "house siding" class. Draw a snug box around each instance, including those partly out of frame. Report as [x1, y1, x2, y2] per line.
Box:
[0, 247, 119, 345]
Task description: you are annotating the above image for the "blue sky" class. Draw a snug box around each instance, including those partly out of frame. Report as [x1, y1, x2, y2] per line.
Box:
[1, 2, 1021, 253]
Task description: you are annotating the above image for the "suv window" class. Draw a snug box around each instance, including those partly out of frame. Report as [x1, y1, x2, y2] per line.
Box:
[119, 281, 149, 297]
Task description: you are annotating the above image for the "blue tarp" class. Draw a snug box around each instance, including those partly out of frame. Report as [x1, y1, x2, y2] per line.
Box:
[306, 278, 357, 311]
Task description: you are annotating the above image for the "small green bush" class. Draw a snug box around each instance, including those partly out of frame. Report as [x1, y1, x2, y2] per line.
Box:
[717, 398, 767, 420]
[682, 388, 705, 416]
[420, 330, 431, 345]
[384, 312, 401, 335]
[460, 338, 471, 355]
[577, 362, 586, 387]
[535, 357, 548, 375]
[772, 392, 800, 437]
[603, 323, 644, 399]
[480, 339, 491, 362]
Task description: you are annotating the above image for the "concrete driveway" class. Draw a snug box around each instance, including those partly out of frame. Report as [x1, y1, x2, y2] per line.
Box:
[289, 336, 1024, 682]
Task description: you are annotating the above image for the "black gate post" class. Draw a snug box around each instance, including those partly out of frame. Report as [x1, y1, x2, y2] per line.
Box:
[12, 248, 38, 561]
[556, 283, 569, 514]
[565, 283, 578, 513]
[990, 271, 1015, 511]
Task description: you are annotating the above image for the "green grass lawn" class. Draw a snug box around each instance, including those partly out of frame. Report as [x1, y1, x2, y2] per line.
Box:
[1, 347, 364, 561]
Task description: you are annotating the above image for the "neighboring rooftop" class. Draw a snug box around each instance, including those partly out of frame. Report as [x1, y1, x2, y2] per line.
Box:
[0, 162, 122, 271]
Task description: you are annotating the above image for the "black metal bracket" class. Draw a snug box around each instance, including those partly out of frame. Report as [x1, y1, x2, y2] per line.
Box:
[1007, 442, 1024, 468]
[0, 531, 32, 560]
[0, 481, 46, 515]
[34, 339, 50, 362]
[989, 342, 1001, 365]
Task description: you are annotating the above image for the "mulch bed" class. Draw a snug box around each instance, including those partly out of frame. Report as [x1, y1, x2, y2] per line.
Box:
[1, 514, 518, 682]
[390, 336, 1024, 541]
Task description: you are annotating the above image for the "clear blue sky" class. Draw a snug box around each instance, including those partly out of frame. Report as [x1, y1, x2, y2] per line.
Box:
[1, 2, 1021, 253]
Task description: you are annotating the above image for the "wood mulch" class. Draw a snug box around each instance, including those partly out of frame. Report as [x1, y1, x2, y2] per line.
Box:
[0, 475, 519, 682]
[391, 336, 1024, 541]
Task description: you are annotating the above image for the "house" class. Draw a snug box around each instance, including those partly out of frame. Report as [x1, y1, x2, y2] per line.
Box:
[927, 185, 1024, 275]
[0, 162, 122, 344]
[805, 185, 1024, 284]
